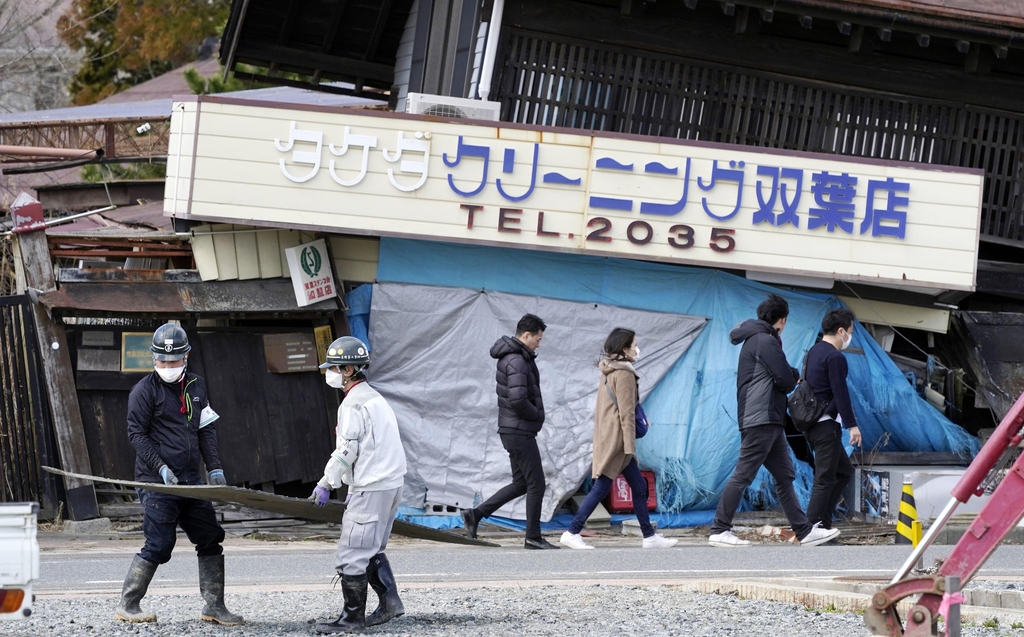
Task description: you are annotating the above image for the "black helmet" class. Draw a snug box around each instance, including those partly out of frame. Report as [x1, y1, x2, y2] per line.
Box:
[320, 336, 370, 369]
[151, 323, 191, 361]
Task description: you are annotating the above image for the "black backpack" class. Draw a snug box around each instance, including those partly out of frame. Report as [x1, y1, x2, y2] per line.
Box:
[787, 358, 826, 432]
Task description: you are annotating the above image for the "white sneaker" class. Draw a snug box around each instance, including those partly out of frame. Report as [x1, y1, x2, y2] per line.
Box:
[708, 530, 751, 547]
[559, 531, 594, 549]
[799, 523, 841, 546]
[642, 533, 678, 549]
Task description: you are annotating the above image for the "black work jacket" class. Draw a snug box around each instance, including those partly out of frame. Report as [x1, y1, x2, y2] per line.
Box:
[126, 371, 222, 484]
[490, 336, 545, 436]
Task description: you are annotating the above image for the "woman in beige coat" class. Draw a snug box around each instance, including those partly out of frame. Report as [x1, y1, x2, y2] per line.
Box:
[559, 328, 678, 549]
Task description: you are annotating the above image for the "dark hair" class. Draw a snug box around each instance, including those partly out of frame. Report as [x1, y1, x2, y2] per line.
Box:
[821, 308, 855, 336]
[603, 327, 636, 360]
[515, 313, 546, 336]
[757, 293, 790, 326]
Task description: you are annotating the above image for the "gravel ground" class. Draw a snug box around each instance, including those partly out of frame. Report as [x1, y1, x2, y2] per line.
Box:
[8, 585, 1021, 637]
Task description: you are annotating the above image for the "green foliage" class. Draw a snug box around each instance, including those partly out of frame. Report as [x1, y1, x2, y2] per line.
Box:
[58, 0, 231, 104]
[183, 67, 251, 95]
[1012, 621, 1024, 629]
[983, 617, 999, 628]
[81, 162, 166, 182]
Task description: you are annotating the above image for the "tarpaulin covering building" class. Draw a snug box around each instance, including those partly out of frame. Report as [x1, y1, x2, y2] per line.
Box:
[347, 238, 979, 523]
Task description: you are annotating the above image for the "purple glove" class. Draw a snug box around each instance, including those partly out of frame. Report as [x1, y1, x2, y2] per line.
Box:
[309, 485, 331, 507]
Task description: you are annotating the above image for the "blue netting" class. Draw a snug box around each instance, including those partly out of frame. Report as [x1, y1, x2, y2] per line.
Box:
[375, 238, 978, 515]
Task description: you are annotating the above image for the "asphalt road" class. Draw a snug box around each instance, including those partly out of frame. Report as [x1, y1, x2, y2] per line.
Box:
[37, 536, 1024, 595]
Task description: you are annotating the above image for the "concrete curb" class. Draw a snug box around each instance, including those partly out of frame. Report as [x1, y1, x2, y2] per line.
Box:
[61, 518, 112, 535]
[691, 578, 1024, 628]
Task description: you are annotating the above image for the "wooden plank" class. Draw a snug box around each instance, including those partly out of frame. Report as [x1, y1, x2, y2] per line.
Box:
[211, 223, 239, 281]
[256, 230, 283, 279]
[14, 229, 98, 520]
[190, 224, 220, 281]
[233, 228, 261, 280]
[278, 229, 301, 277]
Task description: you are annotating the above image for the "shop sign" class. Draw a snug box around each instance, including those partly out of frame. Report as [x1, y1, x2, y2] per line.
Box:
[121, 332, 155, 373]
[167, 100, 984, 290]
[263, 333, 319, 373]
[284, 238, 337, 307]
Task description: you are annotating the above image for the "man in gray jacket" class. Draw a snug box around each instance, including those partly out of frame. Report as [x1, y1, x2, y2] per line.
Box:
[709, 294, 840, 548]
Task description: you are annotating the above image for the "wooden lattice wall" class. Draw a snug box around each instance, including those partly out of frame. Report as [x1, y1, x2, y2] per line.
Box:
[495, 29, 1024, 246]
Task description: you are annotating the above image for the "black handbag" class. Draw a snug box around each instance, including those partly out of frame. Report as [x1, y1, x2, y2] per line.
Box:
[788, 359, 826, 432]
[604, 375, 649, 439]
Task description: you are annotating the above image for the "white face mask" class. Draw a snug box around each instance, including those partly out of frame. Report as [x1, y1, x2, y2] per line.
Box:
[155, 364, 185, 383]
[325, 369, 347, 389]
[841, 330, 852, 350]
[632, 346, 641, 361]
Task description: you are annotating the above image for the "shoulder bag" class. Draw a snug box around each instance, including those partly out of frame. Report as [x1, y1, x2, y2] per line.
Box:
[788, 358, 826, 432]
[603, 375, 649, 439]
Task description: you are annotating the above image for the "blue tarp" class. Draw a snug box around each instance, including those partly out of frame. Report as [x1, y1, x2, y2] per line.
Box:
[396, 507, 716, 531]
[354, 237, 978, 517]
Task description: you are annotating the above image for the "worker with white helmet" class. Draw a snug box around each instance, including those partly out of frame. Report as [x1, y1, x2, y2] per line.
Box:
[310, 336, 408, 633]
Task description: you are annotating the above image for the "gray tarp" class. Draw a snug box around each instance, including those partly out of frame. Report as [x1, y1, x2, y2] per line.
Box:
[368, 282, 708, 521]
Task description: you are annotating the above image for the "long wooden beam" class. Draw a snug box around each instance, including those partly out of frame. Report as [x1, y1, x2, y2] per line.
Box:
[14, 217, 98, 521]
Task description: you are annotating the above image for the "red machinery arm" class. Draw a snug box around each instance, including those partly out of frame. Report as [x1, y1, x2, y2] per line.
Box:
[865, 391, 1024, 637]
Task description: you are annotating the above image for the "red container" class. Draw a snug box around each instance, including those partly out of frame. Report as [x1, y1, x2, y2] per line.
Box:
[603, 470, 657, 513]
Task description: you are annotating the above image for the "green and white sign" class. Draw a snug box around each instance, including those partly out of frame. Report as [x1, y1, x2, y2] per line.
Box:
[284, 238, 337, 307]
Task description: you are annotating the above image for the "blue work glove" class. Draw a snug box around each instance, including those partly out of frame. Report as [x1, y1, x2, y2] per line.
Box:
[159, 465, 178, 485]
[208, 470, 227, 486]
[309, 485, 331, 507]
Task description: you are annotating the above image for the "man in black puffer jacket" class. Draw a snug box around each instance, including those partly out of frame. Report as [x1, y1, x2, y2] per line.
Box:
[708, 294, 840, 549]
[460, 314, 558, 550]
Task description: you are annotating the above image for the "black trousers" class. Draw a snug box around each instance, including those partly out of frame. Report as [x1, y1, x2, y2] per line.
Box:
[803, 419, 855, 529]
[138, 488, 225, 565]
[710, 424, 812, 539]
[475, 432, 545, 540]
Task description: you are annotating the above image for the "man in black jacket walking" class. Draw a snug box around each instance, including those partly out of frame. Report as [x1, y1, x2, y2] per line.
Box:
[709, 295, 840, 548]
[803, 308, 861, 529]
[114, 324, 243, 625]
[461, 314, 558, 550]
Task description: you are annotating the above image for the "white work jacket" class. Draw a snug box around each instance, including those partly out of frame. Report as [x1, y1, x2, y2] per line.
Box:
[320, 382, 407, 492]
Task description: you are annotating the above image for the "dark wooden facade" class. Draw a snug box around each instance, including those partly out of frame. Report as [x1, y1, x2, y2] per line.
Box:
[492, 0, 1024, 249]
[0, 296, 61, 516]
[70, 323, 341, 490]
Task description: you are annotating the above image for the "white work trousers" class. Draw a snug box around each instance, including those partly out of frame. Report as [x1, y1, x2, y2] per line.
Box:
[335, 486, 402, 576]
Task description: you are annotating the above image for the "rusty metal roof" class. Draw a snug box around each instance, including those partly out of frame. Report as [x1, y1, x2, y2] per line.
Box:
[39, 277, 341, 315]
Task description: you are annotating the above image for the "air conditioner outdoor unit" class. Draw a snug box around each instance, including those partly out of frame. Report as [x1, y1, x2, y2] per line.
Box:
[405, 93, 501, 121]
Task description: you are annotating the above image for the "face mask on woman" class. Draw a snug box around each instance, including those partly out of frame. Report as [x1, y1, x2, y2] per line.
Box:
[632, 346, 641, 361]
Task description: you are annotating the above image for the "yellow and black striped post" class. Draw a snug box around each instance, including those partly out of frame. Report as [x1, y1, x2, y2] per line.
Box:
[896, 480, 919, 546]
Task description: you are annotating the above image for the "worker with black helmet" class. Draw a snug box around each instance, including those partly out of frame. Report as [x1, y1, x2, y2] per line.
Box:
[114, 323, 243, 626]
[310, 336, 407, 633]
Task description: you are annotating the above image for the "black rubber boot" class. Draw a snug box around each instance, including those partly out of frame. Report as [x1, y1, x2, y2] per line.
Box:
[316, 573, 368, 634]
[114, 555, 158, 623]
[365, 554, 404, 627]
[198, 554, 245, 626]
